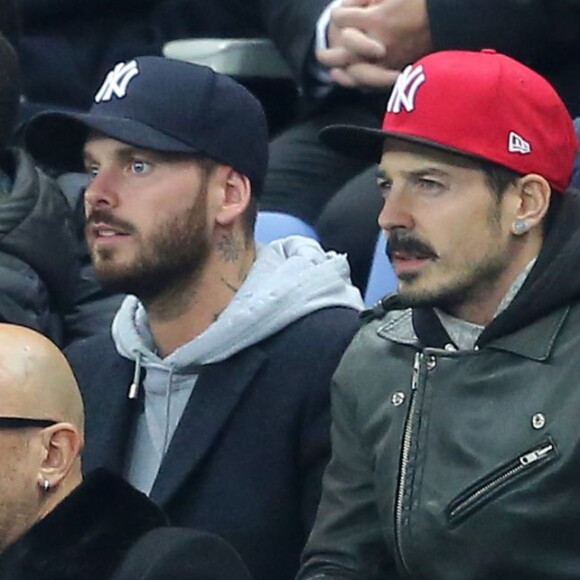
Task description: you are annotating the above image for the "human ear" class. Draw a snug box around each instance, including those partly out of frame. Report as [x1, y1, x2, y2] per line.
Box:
[214, 168, 252, 227]
[510, 174, 551, 235]
[37, 423, 83, 490]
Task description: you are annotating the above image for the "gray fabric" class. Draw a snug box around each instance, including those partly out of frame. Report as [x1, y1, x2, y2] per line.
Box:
[435, 259, 536, 350]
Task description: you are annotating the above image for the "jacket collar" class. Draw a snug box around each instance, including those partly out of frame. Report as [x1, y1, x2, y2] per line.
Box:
[0, 470, 167, 580]
[376, 303, 570, 361]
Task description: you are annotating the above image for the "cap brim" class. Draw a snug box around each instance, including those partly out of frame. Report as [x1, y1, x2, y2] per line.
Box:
[319, 124, 388, 163]
[320, 123, 516, 170]
[25, 111, 200, 172]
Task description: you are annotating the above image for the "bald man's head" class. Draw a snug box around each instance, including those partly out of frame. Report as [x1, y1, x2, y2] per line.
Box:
[0, 325, 85, 554]
[0, 324, 84, 431]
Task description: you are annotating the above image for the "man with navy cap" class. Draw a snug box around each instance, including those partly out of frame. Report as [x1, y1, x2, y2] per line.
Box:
[297, 49, 580, 579]
[25, 56, 363, 580]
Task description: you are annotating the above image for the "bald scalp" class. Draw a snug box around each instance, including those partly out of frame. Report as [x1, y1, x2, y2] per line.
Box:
[0, 324, 84, 431]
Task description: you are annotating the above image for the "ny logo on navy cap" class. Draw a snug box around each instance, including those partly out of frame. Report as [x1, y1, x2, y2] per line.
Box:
[25, 56, 269, 195]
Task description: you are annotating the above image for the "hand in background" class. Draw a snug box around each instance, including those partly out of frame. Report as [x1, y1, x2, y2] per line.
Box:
[318, 0, 432, 89]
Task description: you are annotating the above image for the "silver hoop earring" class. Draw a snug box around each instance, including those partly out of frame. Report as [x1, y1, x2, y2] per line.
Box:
[512, 219, 529, 235]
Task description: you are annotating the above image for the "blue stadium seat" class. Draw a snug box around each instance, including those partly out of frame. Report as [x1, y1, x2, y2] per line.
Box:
[364, 234, 398, 306]
[255, 211, 319, 243]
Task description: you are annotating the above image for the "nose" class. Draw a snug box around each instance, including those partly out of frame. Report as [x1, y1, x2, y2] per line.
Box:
[377, 187, 414, 234]
[83, 169, 120, 215]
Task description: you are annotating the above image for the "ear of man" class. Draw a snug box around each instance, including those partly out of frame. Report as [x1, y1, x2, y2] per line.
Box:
[214, 167, 252, 228]
[37, 422, 83, 490]
[511, 174, 552, 233]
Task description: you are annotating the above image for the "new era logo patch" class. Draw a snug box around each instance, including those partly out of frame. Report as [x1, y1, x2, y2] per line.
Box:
[387, 64, 426, 114]
[95, 60, 139, 103]
[508, 131, 532, 155]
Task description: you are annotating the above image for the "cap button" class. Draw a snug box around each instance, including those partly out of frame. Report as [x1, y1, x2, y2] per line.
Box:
[481, 48, 497, 54]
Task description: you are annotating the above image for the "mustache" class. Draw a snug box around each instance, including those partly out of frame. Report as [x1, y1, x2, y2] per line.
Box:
[386, 230, 438, 260]
[85, 209, 135, 235]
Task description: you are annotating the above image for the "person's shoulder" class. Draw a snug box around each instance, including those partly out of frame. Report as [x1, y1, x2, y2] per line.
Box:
[112, 527, 252, 580]
[347, 294, 415, 348]
[65, 329, 117, 366]
[279, 305, 362, 343]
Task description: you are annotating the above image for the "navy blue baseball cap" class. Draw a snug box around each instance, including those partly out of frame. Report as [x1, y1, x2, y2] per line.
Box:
[25, 56, 269, 194]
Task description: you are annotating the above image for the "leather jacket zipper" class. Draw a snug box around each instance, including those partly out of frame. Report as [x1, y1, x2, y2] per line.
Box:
[394, 351, 422, 575]
[447, 441, 555, 525]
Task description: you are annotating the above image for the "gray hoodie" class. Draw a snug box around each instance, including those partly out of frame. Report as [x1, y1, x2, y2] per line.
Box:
[111, 236, 364, 494]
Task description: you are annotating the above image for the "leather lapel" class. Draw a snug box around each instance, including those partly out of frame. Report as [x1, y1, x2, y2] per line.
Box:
[149, 346, 267, 505]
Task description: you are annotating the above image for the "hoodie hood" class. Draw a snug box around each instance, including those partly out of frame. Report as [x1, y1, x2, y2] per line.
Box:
[112, 235, 363, 368]
[475, 190, 580, 345]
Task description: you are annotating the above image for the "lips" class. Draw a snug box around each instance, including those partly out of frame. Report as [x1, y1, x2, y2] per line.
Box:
[391, 249, 433, 261]
[86, 222, 132, 246]
[93, 224, 129, 237]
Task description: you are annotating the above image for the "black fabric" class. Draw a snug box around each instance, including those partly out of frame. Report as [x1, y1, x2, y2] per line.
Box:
[0, 470, 167, 580]
[478, 191, 580, 346]
[262, 100, 379, 224]
[316, 166, 383, 292]
[110, 527, 253, 580]
[427, 0, 580, 118]
[0, 147, 79, 345]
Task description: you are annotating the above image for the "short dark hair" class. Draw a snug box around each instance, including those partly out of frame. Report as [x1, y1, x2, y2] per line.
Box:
[476, 158, 564, 234]
[476, 159, 521, 200]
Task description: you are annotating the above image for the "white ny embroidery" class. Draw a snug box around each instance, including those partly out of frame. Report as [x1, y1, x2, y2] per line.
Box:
[387, 64, 426, 114]
[95, 60, 140, 103]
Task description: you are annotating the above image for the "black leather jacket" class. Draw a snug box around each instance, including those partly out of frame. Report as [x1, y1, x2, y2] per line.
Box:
[299, 192, 580, 579]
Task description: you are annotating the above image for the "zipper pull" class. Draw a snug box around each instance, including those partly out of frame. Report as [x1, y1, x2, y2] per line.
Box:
[411, 352, 421, 391]
[519, 443, 553, 466]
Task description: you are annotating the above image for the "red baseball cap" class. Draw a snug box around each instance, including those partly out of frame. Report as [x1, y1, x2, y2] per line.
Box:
[320, 50, 579, 193]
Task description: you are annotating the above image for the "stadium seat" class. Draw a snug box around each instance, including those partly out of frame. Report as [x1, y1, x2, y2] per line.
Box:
[255, 211, 319, 243]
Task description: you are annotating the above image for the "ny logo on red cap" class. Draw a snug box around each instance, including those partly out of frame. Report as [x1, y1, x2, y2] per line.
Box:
[95, 60, 140, 103]
[387, 64, 426, 114]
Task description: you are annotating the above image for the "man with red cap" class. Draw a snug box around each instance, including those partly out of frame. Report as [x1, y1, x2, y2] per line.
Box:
[297, 49, 580, 579]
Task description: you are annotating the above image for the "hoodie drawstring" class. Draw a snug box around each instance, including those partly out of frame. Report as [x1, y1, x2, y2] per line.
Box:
[162, 366, 175, 454]
[128, 352, 143, 400]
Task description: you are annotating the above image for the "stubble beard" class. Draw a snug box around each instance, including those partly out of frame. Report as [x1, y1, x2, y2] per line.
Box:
[91, 187, 211, 305]
[397, 203, 509, 313]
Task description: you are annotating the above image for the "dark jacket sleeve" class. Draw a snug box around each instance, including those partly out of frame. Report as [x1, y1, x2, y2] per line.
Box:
[256, 0, 332, 81]
[297, 335, 398, 580]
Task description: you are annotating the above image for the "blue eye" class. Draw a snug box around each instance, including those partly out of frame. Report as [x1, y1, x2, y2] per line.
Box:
[131, 160, 150, 174]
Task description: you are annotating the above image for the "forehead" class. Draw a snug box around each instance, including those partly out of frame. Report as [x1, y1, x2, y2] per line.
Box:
[83, 133, 146, 160]
[379, 138, 483, 174]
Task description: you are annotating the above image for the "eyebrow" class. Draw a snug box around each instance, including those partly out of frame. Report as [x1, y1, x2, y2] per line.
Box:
[402, 167, 450, 179]
[377, 166, 451, 181]
[376, 168, 389, 181]
[82, 144, 146, 166]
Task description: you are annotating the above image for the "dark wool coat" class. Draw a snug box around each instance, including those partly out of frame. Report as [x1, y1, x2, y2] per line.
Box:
[0, 469, 252, 580]
[65, 306, 361, 580]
